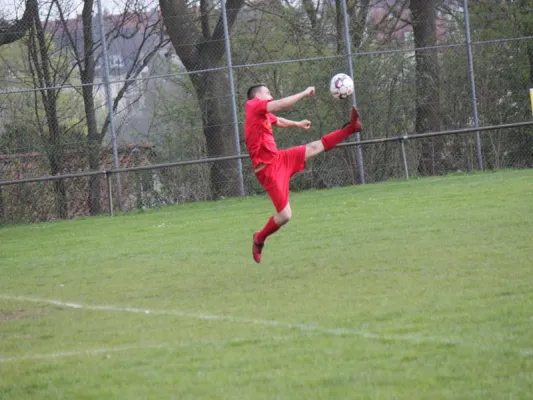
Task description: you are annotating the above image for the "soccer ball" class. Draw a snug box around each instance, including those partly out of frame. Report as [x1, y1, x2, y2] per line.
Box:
[330, 73, 354, 100]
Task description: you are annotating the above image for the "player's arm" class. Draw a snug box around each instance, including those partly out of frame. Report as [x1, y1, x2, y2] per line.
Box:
[275, 117, 311, 130]
[266, 87, 315, 113]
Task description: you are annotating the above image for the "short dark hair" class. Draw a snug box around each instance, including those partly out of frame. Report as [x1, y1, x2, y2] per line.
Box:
[247, 84, 266, 100]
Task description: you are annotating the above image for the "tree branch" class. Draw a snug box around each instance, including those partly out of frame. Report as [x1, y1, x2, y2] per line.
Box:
[209, 0, 245, 61]
[200, 0, 211, 39]
[302, 0, 318, 30]
[100, 20, 170, 140]
[0, 0, 38, 46]
[159, 0, 202, 69]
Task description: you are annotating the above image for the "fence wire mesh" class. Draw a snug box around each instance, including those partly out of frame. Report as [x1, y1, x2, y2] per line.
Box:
[1, 0, 532, 223]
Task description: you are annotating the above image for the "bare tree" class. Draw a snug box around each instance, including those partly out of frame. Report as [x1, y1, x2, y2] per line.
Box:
[0, 0, 38, 46]
[7, 0, 168, 217]
[296, 0, 371, 52]
[159, 0, 245, 198]
[26, 4, 70, 218]
[0, 0, 38, 221]
[54, 0, 168, 214]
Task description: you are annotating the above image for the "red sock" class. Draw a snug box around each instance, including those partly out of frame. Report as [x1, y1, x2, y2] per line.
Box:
[321, 125, 354, 152]
[256, 216, 280, 243]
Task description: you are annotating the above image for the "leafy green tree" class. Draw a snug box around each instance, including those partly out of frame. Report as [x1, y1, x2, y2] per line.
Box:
[467, 0, 533, 168]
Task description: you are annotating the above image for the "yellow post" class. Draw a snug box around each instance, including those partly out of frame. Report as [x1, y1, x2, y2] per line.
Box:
[530, 89, 533, 116]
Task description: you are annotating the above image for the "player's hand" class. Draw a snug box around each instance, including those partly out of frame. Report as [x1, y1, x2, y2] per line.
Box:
[298, 120, 311, 130]
[304, 87, 315, 97]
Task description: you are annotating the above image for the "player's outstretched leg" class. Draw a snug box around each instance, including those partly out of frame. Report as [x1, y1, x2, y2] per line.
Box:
[320, 107, 361, 151]
[350, 107, 361, 132]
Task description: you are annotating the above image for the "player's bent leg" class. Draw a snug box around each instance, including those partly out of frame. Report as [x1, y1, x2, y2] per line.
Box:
[252, 152, 297, 263]
[252, 203, 291, 264]
[274, 203, 292, 226]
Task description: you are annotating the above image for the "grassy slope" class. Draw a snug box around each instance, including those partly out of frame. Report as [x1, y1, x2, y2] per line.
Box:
[0, 170, 532, 399]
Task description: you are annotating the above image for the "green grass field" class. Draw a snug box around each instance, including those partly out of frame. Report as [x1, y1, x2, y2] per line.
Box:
[1, 169, 532, 399]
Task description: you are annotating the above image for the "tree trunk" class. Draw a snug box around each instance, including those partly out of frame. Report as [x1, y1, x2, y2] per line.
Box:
[191, 70, 241, 198]
[43, 90, 68, 219]
[48, 138, 68, 219]
[29, 16, 68, 218]
[160, 0, 245, 198]
[80, 0, 101, 215]
[410, 0, 441, 175]
[83, 84, 101, 215]
[350, 0, 370, 49]
[335, 0, 344, 54]
[527, 43, 533, 87]
[0, 185, 4, 222]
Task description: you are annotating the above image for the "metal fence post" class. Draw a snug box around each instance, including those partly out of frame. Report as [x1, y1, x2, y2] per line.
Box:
[220, 0, 245, 196]
[400, 137, 409, 180]
[463, 0, 484, 171]
[96, 0, 124, 210]
[0, 184, 4, 222]
[105, 171, 114, 217]
[340, 0, 365, 184]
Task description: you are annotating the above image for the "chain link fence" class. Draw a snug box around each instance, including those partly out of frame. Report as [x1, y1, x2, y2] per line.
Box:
[1, 0, 532, 223]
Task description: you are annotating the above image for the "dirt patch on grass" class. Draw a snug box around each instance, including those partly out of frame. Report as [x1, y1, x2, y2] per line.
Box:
[0, 310, 28, 321]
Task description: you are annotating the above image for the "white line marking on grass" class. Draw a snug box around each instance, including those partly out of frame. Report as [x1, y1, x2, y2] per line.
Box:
[0, 335, 298, 363]
[0, 294, 458, 346]
[2, 294, 532, 356]
[521, 349, 533, 357]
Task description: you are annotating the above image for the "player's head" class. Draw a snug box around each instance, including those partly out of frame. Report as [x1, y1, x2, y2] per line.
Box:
[247, 84, 272, 101]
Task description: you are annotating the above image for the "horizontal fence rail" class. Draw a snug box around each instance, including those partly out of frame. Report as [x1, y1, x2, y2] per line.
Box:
[3, 120, 532, 186]
[2, 121, 532, 218]
[1, 0, 533, 223]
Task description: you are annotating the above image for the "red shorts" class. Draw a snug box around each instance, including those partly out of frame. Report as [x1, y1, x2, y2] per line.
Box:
[254, 145, 306, 212]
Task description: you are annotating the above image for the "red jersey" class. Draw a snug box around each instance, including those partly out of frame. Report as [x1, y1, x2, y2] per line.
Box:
[244, 98, 279, 168]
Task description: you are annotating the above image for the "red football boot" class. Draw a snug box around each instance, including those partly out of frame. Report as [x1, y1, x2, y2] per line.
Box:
[252, 232, 264, 263]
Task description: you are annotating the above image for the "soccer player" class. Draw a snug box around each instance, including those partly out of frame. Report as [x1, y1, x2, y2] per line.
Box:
[245, 84, 361, 263]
